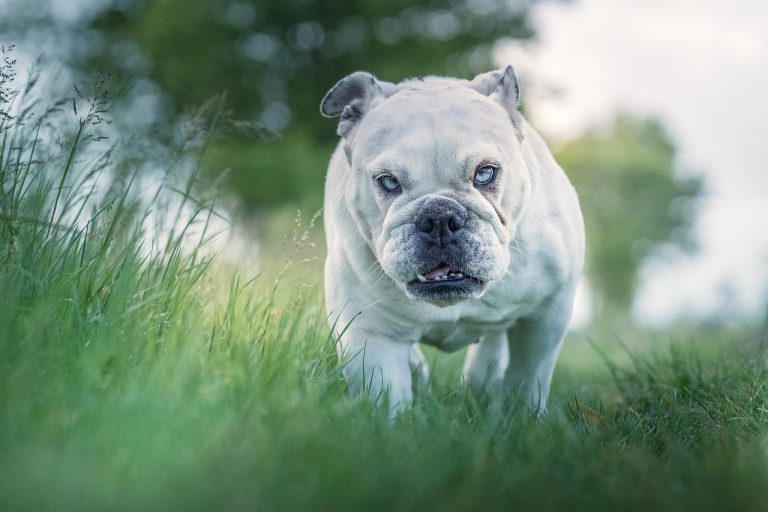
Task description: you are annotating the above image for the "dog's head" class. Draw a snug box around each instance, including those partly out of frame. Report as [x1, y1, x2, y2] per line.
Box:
[321, 67, 531, 306]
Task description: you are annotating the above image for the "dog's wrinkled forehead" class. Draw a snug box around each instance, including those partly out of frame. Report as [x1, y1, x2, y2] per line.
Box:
[353, 89, 513, 163]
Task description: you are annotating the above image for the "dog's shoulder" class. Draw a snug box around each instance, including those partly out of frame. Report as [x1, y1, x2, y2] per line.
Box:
[516, 118, 586, 289]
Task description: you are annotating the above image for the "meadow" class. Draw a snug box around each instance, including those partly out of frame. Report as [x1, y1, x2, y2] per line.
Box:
[1, 65, 767, 512]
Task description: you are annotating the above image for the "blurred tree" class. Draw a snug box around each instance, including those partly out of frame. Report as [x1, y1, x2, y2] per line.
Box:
[4, 0, 536, 209]
[556, 115, 702, 321]
[86, 0, 534, 132]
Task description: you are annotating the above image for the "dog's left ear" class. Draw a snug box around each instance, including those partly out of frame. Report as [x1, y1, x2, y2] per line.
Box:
[470, 65, 524, 141]
[320, 72, 397, 139]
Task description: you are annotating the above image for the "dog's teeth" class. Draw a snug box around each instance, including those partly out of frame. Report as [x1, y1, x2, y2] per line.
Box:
[416, 274, 427, 283]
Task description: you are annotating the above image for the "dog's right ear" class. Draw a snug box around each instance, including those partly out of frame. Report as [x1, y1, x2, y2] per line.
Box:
[320, 72, 397, 138]
[470, 65, 523, 141]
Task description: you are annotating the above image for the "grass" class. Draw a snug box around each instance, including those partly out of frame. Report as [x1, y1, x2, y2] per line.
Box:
[1, 60, 768, 511]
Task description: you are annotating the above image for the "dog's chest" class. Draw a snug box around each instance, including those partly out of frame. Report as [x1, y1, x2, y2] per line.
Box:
[417, 297, 532, 352]
[420, 322, 492, 352]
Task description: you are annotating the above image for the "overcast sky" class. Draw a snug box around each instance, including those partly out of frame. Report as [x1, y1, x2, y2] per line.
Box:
[497, 0, 768, 325]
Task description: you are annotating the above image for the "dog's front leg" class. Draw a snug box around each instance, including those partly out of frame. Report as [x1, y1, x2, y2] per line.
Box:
[338, 330, 413, 417]
[505, 290, 576, 413]
[462, 330, 510, 392]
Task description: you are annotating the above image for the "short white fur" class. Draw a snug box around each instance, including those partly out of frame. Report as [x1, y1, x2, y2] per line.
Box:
[321, 67, 585, 417]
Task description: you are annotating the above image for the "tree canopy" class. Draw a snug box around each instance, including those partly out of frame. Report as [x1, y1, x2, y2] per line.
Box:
[557, 115, 702, 319]
[73, 0, 536, 208]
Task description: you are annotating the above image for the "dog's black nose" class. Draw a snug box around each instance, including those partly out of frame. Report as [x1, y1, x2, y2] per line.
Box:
[414, 197, 467, 247]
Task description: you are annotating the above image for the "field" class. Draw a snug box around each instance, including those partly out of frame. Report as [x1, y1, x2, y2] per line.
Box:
[1, 73, 767, 512]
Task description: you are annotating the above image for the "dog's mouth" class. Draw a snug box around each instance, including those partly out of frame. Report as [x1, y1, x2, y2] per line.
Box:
[413, 264, 469, 283]
[407, 262, 486, 303]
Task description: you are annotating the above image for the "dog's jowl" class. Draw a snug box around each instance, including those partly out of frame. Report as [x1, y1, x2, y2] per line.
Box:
[320, 66, 585, 416]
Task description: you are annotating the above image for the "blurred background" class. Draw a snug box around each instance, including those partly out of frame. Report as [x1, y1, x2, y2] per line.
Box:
[1, 0, 766, 332]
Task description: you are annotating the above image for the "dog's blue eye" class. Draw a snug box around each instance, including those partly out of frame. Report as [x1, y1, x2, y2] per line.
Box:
[474, 165, 497, 186]
[377, 174, 401, 193]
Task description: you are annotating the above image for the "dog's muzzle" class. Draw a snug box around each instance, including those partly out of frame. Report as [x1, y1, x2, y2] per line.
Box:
[407, 197, 486, 303]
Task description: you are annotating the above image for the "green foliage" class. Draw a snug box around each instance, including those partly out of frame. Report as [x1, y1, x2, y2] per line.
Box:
[557, 115, 702, 318]
[95, 0, 533, 209]
[88, 0, 533, 127]
[2, 0, 537, 209]
[1, 63, 767, 511]
[203, 127, 327, 209]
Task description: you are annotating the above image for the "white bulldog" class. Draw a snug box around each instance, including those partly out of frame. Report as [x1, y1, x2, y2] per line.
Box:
[320, 66, 585, 416]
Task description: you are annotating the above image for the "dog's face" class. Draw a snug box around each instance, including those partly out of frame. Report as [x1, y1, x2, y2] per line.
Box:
[321, 68, 532, 305]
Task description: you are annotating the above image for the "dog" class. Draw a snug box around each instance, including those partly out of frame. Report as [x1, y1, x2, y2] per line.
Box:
[320, 66, 585, 416]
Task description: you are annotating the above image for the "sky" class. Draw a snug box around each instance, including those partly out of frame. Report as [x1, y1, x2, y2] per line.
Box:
[496, 0, 768, 326]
